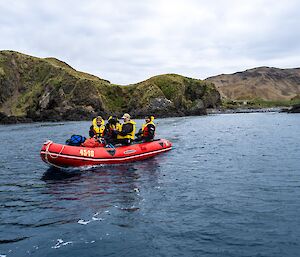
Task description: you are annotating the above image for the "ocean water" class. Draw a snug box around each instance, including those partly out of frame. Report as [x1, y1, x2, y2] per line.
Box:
[0, 113, 300, 257]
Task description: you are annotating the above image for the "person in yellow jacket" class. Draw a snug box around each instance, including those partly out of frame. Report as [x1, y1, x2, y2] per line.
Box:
[117, 113, 136, 145]
[89, 116, 105, 138]
[136, 115, 156, 142]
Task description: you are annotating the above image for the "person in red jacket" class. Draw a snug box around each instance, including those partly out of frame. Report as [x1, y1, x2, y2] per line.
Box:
[136, 115, 156, 142]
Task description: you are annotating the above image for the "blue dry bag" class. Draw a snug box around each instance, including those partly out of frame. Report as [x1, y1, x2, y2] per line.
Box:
[66, 135, 86, 146]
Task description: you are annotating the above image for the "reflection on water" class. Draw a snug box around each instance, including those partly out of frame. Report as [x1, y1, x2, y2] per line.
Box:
[42, 167, 82, 181]
[39, 160, 162, 216]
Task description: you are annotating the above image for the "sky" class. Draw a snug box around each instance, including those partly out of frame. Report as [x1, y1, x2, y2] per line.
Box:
[1, 0, 300, 84]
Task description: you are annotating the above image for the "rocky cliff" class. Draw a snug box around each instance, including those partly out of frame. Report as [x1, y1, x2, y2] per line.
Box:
[206, 67, 300, 101]
[0, 51, 221, 123]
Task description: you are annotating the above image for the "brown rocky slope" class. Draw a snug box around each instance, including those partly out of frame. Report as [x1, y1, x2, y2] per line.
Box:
[206, 67, 300, 101]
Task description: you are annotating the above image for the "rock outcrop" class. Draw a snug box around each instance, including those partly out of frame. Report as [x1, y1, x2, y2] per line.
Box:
[126, 74, 220, 117]
[0, 112, 32, 124]
[288, 104, 300, 113]
[0, 51, 221, 123]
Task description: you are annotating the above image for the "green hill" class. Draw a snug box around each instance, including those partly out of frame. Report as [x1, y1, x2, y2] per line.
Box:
[0, 51, 220, 123]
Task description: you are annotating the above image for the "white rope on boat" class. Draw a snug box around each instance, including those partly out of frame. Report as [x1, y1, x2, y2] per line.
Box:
[44, 140, 65, 160]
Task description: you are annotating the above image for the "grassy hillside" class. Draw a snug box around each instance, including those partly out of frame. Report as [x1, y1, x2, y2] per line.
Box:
[0, 51, 220, 122]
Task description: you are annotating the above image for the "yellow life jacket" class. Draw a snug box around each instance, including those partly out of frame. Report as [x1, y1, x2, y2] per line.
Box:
[107, 122, 122, 135]
[117, 120, 136, 140]
[92, 118, 105, 137]
[142, 121, 155, 131]
[111, 123, 122, 131]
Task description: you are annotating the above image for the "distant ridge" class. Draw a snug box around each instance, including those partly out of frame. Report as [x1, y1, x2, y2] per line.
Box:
[206, 66, 300, 100]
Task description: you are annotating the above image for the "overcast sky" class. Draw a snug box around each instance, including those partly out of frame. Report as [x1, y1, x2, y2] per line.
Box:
[1, 0, 300, 84]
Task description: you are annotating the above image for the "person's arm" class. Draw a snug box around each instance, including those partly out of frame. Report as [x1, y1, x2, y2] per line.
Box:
[136, 128, 142, 136]
[103, 124, 109, 139]
[147, 124, 155, 138]
[89, 125, 95, 138]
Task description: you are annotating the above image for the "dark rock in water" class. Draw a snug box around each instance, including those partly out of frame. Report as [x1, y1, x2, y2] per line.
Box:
[0, 112, 32, 124]
[280, 107, 289, 113]
[288, 104, 300, 113]
[0, 112, 6, 121]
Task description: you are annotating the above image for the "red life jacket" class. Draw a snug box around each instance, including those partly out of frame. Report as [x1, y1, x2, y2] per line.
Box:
[142, 121, 155, 138]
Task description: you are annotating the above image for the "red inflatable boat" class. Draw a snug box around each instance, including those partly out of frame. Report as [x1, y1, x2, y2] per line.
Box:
[40, 139, 172, 168]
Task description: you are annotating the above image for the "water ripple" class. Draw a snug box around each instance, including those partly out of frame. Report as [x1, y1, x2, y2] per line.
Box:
[0, 114, 300, 257]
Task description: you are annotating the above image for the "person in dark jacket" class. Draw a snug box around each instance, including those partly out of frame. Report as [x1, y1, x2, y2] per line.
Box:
[103, 116, 121, 145]
[136, 115, 156, 142]
[117, 113, 136, 145]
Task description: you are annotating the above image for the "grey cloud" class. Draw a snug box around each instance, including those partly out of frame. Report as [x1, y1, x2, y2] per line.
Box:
[1, 0, 300, 84]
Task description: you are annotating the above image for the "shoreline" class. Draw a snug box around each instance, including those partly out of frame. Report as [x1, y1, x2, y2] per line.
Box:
[207, 107, 285, 114]
[1, 107, 295, 125]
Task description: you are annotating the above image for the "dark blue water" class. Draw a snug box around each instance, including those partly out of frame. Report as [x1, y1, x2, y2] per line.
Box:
[1, 113, 300, 257]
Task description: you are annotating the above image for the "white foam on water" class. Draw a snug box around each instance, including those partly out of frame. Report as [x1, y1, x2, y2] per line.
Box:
[85, 240, 95, 244]
[78, 212, 104, 225]
[0, 254, 7, 257]
[78, 219, 91, 225]
[92, 212, 103, 221]
[92, 217, 103, 221]
[52, 239, 73, 249]
[62, 242, 72, 246]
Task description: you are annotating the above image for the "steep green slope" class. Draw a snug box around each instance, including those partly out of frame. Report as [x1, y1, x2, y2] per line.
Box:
[126, 74, 220, 116]
[0, 51, 220, 123]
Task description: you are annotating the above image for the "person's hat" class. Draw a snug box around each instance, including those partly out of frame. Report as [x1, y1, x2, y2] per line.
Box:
[96, 116, 103, 120]
[108, 115, 118, 124]
[145, 115, 154, 121]
[122, 113, 131, 119]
